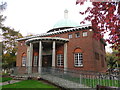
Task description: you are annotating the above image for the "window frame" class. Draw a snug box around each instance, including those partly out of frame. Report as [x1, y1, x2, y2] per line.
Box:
[68, 34, 72, 39]
[57, 54, 64, 66]
[82, 31, 88, 37]
[33, 55, 38, 66]
[75, 32, 80, 38]
[22, 56, 26, 66]
[20, 42, 23, 46]
[20, 41, 25, 46]
[95, 52, 99, 60]
[74, 53, 83, 67]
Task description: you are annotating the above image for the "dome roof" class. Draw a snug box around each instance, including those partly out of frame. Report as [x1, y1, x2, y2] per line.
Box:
[47, 9, 80, 33]
[53, 19, 80, 28]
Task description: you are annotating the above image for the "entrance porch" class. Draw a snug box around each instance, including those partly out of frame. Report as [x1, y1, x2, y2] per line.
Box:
[25, 37, 69, 74]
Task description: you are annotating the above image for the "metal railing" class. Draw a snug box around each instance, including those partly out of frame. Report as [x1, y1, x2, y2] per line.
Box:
[41, 67, 120, 88]
[11, 67, 120, 88]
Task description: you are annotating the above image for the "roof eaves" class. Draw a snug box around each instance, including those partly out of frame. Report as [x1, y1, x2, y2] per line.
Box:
[17, 24, 91, 41]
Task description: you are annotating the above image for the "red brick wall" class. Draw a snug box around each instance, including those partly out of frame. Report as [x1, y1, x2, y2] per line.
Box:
[49, 29, 107, 72]
[66, 30, 96, 71]
[93, 38, 107, 72]
[16, 29, 107, 72]
[16, 40, 27, 66]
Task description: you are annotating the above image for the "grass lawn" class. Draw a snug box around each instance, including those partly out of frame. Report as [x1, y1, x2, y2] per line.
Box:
[2, 80, 59, 89]
[0, 77, 12, 82]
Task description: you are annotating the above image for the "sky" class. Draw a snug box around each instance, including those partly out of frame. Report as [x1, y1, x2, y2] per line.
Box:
[0, 0, 112, 52]
[2, 0, 91, 35]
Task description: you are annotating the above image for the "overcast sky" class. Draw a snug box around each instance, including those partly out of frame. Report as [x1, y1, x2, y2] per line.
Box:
[2, 0, 91, 36]
[1, 0, 112, 52]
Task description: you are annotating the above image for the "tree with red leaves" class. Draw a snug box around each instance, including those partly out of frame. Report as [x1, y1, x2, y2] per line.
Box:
[76, 1, 120, 60]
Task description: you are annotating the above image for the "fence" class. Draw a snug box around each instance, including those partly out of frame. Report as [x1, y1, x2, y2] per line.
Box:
[41, 67, 120, 88]
[11, 67, 120, 88]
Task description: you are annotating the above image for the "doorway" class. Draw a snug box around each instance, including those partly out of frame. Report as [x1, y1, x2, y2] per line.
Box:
[42, 55, 52, 67]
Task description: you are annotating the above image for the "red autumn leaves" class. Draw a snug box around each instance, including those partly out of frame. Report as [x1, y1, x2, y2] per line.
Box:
[76, 1, 120, 59]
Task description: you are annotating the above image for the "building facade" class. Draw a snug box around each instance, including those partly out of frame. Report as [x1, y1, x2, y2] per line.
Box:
[16, 10, 107, 74]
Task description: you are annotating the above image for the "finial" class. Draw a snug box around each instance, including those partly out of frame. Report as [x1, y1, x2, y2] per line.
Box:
[64, 9, 68, 19]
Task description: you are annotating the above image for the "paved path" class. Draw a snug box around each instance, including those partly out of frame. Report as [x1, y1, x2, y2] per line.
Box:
[0, 80, 21, 86]
[41, 74, 90, 88]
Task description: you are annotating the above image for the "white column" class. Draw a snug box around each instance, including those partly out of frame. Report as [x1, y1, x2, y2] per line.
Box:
[28, 43, 33, 74]
[64, 43, 67, 71]
[52, 41, 56, 67]
[38, 41, 42, 74]
[27, 46, 30, 73]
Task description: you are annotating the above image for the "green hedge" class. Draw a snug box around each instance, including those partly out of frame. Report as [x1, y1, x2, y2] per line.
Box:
[0, 77, 12, 82]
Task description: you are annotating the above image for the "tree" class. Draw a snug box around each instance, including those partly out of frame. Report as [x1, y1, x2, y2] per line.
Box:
[0, 2, 7, 70]
[0, 2, 7, 28]
[2, 27, 23, 53]
[2, 27, 23, 69]
[0, 2, 23, 70]
[106, 50, 120, 73]
[76, 1, 120, 60]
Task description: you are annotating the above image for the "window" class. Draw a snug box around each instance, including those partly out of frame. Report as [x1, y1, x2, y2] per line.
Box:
[74, 48, 83, 67]
[20, 42, 23, 46]
[74, 53, 83, 67]
[34, 56, 38, 66]
[75, 32, 80, 38]
[68, 34, 72, 39]
[95, 52, 99, 60]
[22, 53, 26, 66]
[20, 41, 24, 46]
[83, 31, 87, 37]
[57, 54, 63, 66]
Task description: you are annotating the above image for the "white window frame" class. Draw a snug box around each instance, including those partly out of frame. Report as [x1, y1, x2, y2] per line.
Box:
[75, 32, 80, 38]
[20, 42, 23, 46]
[74, 53, 83, 67]
[83, 32, 87, 37]
[68, 34, 72, 39]
[33, 56, 38, 66]
[57, 54, 63, 66]
[22, 56, 26, 66]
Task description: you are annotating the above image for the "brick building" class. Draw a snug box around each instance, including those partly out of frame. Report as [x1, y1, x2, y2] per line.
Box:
[16, 10, 107, 74]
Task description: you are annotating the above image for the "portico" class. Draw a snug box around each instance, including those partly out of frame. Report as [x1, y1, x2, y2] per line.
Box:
[25, 37, 69, 74]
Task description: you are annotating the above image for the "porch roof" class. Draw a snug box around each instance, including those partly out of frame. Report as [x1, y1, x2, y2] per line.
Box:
[25, 37, 69, 45]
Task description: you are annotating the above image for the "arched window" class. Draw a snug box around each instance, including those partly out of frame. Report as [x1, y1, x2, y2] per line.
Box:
[57, 50, 63, 66]
[22, 53, 26, 66]
[33, 52, 38, 66]
[74, 48, 83, 67]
